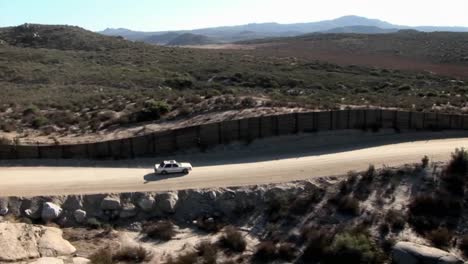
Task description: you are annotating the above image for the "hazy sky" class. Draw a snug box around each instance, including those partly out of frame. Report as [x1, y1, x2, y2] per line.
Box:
[1, 0, 468, 31]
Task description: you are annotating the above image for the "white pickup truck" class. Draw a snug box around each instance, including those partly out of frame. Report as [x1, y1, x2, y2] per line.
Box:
[154, 160, 193, 175]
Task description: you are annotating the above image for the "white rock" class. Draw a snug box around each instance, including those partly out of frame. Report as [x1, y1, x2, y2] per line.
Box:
[156, 192, 178, 213]
[29, 257, 64, 264]
[137, 196, 155, 212]
[392, 241, 463, 264]
[73, 209, 86, 223]
[73, 257, 91, 264]
[100, 196, 121, 210]
[41, 202, 62, 221]
[38, 227, 76, 257]
[120, 204, 137, 218]
[0, 223, 75, 262]
[0, 207, 8, 216]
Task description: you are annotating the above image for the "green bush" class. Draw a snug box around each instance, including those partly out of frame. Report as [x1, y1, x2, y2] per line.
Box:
[326, 232, 384, 264]
[133, 100, 171, 122]
[31, 116, 49, 128]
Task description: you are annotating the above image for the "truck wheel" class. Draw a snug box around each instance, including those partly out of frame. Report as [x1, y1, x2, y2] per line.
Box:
[161, 171, 168, 175]
[183, 169, 189, 174]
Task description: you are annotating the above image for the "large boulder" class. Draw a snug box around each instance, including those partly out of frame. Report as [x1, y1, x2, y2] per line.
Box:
[62, 195, 83, 211]
[73, 257, 91, 264]
[29, 257, 64, 264]
[120, 204, 138, 219]
[73, 209, 87, 223]
[38, 227, 76, 257]
[137, 195, 155, 212]
[41, 202, 62, 221]
[156, 192, 178, 213]
[0, 207, 8, 216]
[0, 223, 75, 262]
[392, 241, 463, 264]
[100, 196, 121, 211]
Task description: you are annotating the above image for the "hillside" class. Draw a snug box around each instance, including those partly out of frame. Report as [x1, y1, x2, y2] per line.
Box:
[238, 30, 468, 75]
[323, 26, 399, 34]
[0, 23, 131, 51]
[99, 15, 468, 45]
[167, 33, 215, 46]
[1, 24, 468, 142]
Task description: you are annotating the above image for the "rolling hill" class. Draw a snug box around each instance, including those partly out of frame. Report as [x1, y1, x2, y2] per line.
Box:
[166, 33, 215, 46]
[99, 15, 468, 45]
[1, 23, 467, 141]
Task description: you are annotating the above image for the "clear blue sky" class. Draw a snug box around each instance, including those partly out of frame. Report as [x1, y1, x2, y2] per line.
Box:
[1, 0, 468, 31]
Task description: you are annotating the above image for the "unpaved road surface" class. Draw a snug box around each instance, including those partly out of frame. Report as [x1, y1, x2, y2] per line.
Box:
[1, 131, 468, 196]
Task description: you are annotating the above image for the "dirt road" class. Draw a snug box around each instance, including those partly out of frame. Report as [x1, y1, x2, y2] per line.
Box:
[1, 132, 467, 196]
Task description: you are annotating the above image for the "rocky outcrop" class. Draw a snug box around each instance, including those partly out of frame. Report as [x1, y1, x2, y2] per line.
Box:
[0, 181, 323, 226]
[120, 204, 138, 218]
[38, 227, 76, 257]
[100, 196, 121, 210]
[392, 241, 463, 264]
[156, 192, 178, 213]
[137, 195, 155, 212]
[0, 223, 75, 262]
[73, 209, 87, 223]
[41, 202, 62, 221]
[29, 257, 64, 264]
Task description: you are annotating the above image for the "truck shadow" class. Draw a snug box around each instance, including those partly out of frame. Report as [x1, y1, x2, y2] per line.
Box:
[143, 172, 187, 183]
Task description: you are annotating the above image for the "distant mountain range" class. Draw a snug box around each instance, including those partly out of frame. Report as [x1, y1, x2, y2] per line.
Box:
[99, 15, 468, 46]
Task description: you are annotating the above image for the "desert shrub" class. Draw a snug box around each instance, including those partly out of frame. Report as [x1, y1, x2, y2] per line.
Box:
[195, 240, 218, 264]
[458, 235, 468, 257]
[241, 97, 256, 107]
[165, 251, 198, 264]
[277, 242, 297, 261]
[142, 220, 175, 241]
[408, 193, 461, 232]
[446, 148, 468, 176]
[427, 227, 452, 249]
[378, 223, 390, 236]
[381, 237, 396, 254]
[252, 241, 277, 262]
[113, 245, 153, 262]
[265, 196, 288, 221]
[133, 100, 171, 122]
[0, 136, 12, 145]
[89, 247, 113, 264]
[363, 165, 376, 181]
[301, 227, 335, 261]
[422, 155, 429, 168]
[218, 226, 246, 253]
[251, 241, 297, 262]
[326, 232, 384, 264]
[0, 121, 16, 132]
[31, 115, 49, 128]
[289, 190, 324, 215]
[441, 148, 468, 195]
[164, 77, 193, 89]
[22, 105, 39, 116]
[385, 210, 406, 232]
[333, 195, 361, 216]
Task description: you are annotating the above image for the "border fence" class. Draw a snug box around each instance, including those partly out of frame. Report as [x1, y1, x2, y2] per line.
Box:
[1, 109, 467, 160]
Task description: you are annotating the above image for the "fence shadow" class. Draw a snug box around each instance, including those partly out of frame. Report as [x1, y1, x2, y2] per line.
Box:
[1, 130, 467, 169]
